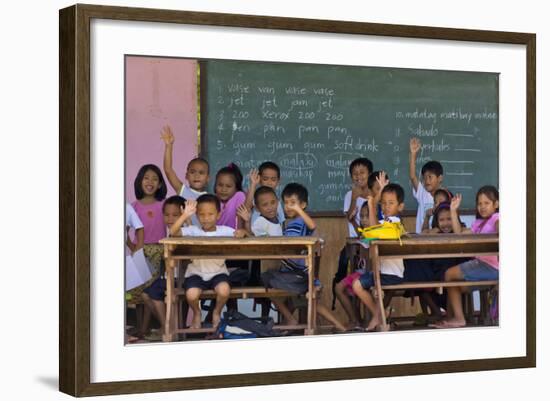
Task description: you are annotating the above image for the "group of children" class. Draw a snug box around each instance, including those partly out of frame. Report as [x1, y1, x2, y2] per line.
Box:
[125, 126, 500, 339]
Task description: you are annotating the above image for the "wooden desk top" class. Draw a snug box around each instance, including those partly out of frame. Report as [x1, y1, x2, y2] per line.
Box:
[160, 236, 320, 246]
[348, 234, 498, 259]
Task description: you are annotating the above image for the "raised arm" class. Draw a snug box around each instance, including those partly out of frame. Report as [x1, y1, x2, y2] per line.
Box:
[161, 125, 184, 194]
[169, 200, 197, 237]
[345, 183, 362, 222]
[450, 194, 469, 234]
[290, 205, 316, 231]
[421, 207, 434, 232]
[347, 205, 360, 233]
[236, 204, 253, 235]
[244, 168, 260, 210]
[366, 195, 378, 227]
[409, 137, 421, 191]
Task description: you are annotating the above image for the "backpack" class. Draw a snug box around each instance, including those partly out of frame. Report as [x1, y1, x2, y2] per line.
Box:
[261, 269, 308, 294]
[216, 310, 280, 339]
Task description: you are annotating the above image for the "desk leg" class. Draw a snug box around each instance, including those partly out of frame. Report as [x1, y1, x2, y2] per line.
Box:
[305, 245, 315, 335]
[163, 256, 176, 342]
[371, 245, 389, 332]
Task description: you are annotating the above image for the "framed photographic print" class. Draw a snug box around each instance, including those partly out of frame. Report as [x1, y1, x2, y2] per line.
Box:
[59, 3, 536, 397]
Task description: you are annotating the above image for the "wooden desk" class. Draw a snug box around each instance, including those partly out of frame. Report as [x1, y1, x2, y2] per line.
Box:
[159, 236, 321, 341]
[349, 234, 499, 331]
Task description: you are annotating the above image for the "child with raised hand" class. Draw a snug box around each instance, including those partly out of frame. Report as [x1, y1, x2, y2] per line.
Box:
[421, 188, 452, 233]
[409, 137, 445, 233]
[332, 158, 373, 309]
[244, 162, 285, 225]
[352, 183, 406, 332]
[262, 183, 347, 332]
[160, 125, 209, 219]
[432, 186, 500, 329]
[170, 194, 248, 329]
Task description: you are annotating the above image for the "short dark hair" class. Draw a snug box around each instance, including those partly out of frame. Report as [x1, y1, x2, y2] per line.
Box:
[254, 185, 277, 204]
[259, 161, 281, 178]
[188, 157, 210, 173]
[349, 157, 373, 176]
[433, 188, 453, 203]
[282, 182, 308, 204]
[163, 195, 186, 212]
[381, 183, 405, 204]
[476, 185, 499, 218]
[367, 171, 383, 190]
[196, 193, 221, 212]
[421, 160, 444, 177]
[215, 163, 243, 192]
[133, 164, 167, 201]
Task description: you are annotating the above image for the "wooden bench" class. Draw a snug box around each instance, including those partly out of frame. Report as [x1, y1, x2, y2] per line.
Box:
[348, 234, 499, 331]
[160, 236, 322, 341]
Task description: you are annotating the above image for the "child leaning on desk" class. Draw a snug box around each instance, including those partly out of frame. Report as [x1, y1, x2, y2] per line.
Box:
[256, 183, 347, 332]
[431, 186, 500, 329]
[169, 194, 250, 330]
[352, 182, 406, 332]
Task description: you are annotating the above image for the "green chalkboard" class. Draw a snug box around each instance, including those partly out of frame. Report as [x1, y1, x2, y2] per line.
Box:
[202, 60, 498, 212]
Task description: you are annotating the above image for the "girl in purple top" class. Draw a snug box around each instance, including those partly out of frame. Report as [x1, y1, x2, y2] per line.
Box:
[214, 163, 246, 229]
[432, 185, 500, 329]
[131, 164, 168, 244]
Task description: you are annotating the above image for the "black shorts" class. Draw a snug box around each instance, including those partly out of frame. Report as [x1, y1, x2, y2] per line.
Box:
[183, 273, 230, 291]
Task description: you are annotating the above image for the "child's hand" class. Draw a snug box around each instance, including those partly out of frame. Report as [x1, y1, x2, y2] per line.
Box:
[234, 228, 248, 238]
[425, 207, 434, 217]
[160, 125, 175, 145]
[410, 137, 421, 155]
[181, 199, 197, 217]
[450, 194, 462, 211]
[351, 182, 362, 199]
[376, 171, 389, 191]
[248, 168, 260, 187]
[346, 205, 358, 222]
[237, 204, 251, 222]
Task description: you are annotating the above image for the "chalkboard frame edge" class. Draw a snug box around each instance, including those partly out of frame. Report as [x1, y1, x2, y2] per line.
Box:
[59, 4, 536, 397]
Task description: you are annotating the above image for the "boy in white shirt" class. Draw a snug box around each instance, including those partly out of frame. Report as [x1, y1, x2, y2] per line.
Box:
[352, 183, 406, 332]
[170, 194, 248, 329]
[409, 137, 445, 233]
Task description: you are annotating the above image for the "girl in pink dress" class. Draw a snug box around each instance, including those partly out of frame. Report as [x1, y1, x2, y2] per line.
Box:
[432, 185, 499, 329]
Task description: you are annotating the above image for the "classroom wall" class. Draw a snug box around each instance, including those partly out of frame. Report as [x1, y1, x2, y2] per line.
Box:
[125, 57, 198, 202]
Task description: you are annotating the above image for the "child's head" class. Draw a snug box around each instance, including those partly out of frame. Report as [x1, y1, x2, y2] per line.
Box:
[258, 161, 281, 189]
[134, 164, 167, 201]
[433, 188, 452, 207]
[476, 185, 499, 219]
[380, 183, 405, 217]
[163, 195, 186, 228]
[254, 186, 279, 220]
[349, 157, 373, 189]
[281, 182, 308, 219]
[215, 163, 243, 201]
[421, 161, 444, 193]
[196, 194, 221, 231]
[359, 201, 370, 227]
[185, 157, 209, 191]
[367, 170, 384, 194]
[432, 202, 453, 233]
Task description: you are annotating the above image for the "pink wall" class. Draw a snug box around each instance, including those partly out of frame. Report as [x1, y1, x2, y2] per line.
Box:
[125, 56, 198, 202]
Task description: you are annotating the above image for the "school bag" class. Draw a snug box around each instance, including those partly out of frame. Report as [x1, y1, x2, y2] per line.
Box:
[358, 221, 406, 242]
[216, 310, 280, 339]
[261, 269, 308, 294]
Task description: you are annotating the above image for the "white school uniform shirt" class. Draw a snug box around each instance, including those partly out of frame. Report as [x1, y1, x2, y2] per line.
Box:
[343, 190, 367, 237]
[379, 216, 405, 278]
[412, 181, 434, 234]
[251, 215, 283, 236]
[181, 225, 234, 281]
[251, 202, 285, 227]
[179, 185, 207, 226]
